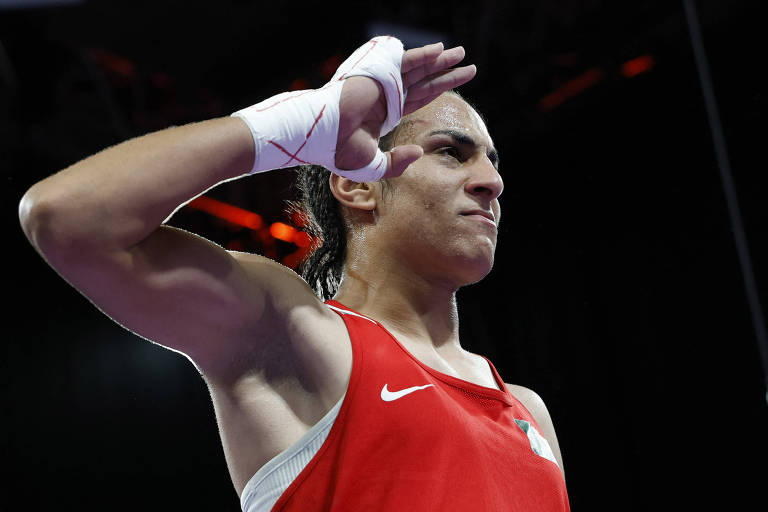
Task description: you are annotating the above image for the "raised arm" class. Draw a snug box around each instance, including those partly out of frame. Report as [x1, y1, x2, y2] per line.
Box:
[17, 38, 475, 377]
[18, 115, 275, 374]
[19, 117, 253, 255]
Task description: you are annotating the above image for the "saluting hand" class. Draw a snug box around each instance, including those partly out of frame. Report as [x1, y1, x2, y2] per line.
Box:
[334, 43, 476, 179]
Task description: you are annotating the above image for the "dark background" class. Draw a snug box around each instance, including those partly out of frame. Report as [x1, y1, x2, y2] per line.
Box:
[3, 1, 766, 510]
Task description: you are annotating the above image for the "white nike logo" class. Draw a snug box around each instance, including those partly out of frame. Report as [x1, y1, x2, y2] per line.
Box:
[380, 383, 434, 402]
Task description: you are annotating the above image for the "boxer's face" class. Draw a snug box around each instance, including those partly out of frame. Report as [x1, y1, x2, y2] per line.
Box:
[377, 93, 503, 286]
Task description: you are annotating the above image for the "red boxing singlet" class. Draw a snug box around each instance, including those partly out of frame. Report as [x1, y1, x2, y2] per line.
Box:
[271, 300, 570, 511]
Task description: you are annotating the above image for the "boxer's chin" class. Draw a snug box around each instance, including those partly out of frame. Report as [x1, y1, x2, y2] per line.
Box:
[450, 250, 496, 287]
[466, 260, 495, 285]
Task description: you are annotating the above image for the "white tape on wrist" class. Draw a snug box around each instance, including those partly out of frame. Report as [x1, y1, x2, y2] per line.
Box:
[232, 36, 405, 183]
[330, 36, 405, 138]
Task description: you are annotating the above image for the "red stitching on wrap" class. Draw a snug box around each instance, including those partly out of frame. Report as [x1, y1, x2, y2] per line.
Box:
[255, 83, 332, 112]
[389, 72, 402, 118]
[337, 40, 378, 80]
[268, 140, 310, 164]
[256, 90, 313, 112]
[268, 105, 327, 166]
[305, 104, 326, 138]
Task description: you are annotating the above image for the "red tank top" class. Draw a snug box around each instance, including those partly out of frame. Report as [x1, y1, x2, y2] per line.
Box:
[272, 300, 570, 511]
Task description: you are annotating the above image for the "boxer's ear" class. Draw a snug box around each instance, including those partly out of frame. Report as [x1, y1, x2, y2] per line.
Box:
[329, 173, 377, 212]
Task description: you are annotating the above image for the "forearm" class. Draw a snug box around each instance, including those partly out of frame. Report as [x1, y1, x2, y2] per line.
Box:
[19, 116, 254, 255]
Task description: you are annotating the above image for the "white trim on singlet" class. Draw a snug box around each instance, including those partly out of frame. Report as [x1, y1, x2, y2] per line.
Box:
[239, 302, 365, 511]
[326, 304, 379, 324]
[240, 393, 345, 512]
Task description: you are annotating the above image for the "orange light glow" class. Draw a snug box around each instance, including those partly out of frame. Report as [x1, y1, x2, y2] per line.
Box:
[225, 239, 245, 252]
[282, 246, 311, 269]
[293, 231, 312, 248]
[538, 67, 605, 112]
[291, 211, 308, 228]
[321, 55, 343, 80]
[185, 196, 320, 258]
[186, 196, 263, 230]
[89, 48, 136, 78]
[290, 78, 310, 91]
[621, 55, 655, 78]
[270, 222, 297, 242]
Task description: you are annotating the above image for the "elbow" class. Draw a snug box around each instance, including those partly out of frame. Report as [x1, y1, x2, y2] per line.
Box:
[19, 185, 51, 250]
[18, 184, 76, 259]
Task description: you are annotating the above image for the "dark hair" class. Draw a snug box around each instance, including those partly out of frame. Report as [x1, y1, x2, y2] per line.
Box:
[290, 90, 469, 301]
[291, 128, 401, 301]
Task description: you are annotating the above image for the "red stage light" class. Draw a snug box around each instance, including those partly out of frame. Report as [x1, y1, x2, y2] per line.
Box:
[293, 231, 312, 248]
[270, 222, 297, 242]
[88, 48, 136, 78]
[321, 55, 343, 80]
[622, 55, 655, 78]
[186, 196, 263, 230]
[538, 68, 605, 112]
[290, 78, 310, 91]
[282, 246, 311, 269]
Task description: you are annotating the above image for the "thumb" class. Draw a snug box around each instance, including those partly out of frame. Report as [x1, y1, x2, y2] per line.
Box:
[382, 145, 423, 179]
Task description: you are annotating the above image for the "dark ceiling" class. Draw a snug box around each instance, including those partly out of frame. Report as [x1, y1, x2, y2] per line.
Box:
[3, 1, 767, 511]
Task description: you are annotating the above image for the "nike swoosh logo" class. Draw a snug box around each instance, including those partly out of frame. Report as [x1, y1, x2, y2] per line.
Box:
[380, 383, 434, 402]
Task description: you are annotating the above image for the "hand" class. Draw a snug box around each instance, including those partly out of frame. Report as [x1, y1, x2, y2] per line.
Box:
[334, 42, 476, 179]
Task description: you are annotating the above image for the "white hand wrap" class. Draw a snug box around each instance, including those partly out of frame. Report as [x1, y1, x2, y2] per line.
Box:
[232, 36, 406, 182]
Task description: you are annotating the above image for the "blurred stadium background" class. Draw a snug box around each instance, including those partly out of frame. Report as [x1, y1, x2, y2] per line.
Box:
[2, 1, 766, 510]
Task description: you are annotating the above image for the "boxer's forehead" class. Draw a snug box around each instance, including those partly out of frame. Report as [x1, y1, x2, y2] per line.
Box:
[399, 94, 494, 150]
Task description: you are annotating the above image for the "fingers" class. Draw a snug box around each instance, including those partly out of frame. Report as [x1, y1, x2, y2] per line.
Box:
[403, 65, 477, 115]
[403, 46, 467, 89]
[399, 42, 476, 116]
[401, 42, 444, 73]
[403, 96, 439, 116]
[382, 144, 423, 179]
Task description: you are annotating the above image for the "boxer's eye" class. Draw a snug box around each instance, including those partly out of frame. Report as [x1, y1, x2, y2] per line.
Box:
[437, 146, 461, 160]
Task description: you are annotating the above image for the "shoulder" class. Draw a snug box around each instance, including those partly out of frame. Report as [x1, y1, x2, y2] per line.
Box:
[505, 383, 566, 475]
[230, 250, 336, 320]
[230, 250, 313, 293]
[229, 248, 351, 334]
[505, 384, 548, 418]
[223, 250, 350, 375]
[205, 251, 352, 410]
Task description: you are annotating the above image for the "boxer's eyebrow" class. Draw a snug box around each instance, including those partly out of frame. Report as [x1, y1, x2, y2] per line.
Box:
[427, 129, 499, 169]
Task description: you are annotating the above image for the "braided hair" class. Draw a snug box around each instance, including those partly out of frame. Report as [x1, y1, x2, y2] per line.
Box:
[290, 128, 401, 301]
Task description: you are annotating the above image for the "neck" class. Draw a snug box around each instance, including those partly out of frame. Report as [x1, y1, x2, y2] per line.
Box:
[333, 245, 461, 350]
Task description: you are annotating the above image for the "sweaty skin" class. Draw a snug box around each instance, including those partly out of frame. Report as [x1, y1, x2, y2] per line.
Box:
[336, 93, 503, 322]
[328, 93, 563, 477]
[18, 48, 565, 497]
